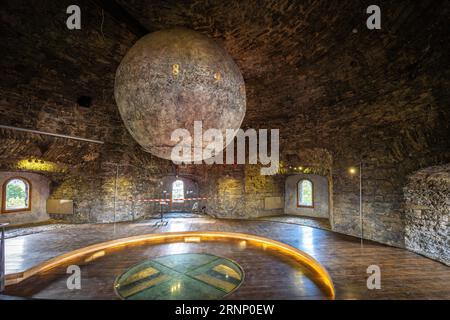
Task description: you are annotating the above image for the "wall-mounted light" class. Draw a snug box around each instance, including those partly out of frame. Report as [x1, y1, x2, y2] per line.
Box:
[17, 159, 61, 172]
[348, 164, 363, 247]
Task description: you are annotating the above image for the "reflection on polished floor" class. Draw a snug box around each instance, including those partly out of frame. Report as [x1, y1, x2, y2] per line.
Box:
[5, 236, 329, 300]
[256, 215, 331, 231]
[4, 217, 450, 299]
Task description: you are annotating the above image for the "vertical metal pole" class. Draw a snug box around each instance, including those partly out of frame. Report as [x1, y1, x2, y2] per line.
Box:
[359, 161, 363, 247]
[131, 198, 135, 221]
[113, 164, 119, 233]
[0, 223, 8, 292]
[164, 191, 168, 220]
[160, 191, 164, 221]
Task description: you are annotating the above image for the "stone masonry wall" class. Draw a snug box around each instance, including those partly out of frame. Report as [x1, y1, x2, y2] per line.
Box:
[403, 164, 449, 265]
[0, 0, 449, 264]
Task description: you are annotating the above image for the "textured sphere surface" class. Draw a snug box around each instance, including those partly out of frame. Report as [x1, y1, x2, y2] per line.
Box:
[114, 28, 246, 161]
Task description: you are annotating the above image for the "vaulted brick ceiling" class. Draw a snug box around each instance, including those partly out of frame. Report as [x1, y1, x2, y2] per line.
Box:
[116, 0, 450, 127]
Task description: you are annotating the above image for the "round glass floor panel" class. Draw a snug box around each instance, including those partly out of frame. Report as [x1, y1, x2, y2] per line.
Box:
[114, 253, 244, 300]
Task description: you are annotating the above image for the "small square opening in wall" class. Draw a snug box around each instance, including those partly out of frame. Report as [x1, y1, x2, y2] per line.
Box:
[76, 96, 93, 108]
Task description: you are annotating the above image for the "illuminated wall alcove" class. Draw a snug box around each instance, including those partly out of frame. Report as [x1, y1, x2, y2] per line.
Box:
[0, 171, 50, 225]
[160, 176, 200, 212]
[284, 174, 330, 219]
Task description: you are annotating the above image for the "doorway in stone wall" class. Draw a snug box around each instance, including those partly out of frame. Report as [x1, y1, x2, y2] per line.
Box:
[160, 176, 201, 217]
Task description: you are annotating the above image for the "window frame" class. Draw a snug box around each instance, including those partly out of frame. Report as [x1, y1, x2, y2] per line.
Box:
[1, 177, 32, 213]
[171, 179, 185, 203]
[296, 179, 314, 208]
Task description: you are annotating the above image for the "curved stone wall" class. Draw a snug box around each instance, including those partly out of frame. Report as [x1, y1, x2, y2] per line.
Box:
[404, 164, 449, 265]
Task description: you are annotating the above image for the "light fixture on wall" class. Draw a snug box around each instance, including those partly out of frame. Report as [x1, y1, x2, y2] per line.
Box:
[348, 163, 363, 247]
[17, 159, 61, 172]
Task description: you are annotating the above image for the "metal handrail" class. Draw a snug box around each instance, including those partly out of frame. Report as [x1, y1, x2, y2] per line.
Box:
[0, 222, 9, 292]
[0, 125, 104, 144]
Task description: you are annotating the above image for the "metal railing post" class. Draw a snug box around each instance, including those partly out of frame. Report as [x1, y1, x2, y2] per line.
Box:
[0, 222, 9, 292]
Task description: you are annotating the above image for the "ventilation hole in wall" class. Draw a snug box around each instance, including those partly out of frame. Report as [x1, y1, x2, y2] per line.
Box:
[77, 96, 93, 108]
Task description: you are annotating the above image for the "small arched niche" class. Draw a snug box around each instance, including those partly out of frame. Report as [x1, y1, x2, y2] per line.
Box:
[285, 174, 330, 219]
[160, 176, 199, 213]
[0, 171, 50, 225]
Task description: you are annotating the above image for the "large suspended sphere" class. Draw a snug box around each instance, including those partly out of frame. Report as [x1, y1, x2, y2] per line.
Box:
[114, 28, 246, 161]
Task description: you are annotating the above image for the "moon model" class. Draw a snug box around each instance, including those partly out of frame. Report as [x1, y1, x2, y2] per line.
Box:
[114, 28, 246, 161]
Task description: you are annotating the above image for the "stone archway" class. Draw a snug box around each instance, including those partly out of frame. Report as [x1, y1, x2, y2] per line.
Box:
[160, 176, 200, 213]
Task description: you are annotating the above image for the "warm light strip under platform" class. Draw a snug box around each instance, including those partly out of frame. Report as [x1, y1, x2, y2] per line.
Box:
[5, 231, 335, 299]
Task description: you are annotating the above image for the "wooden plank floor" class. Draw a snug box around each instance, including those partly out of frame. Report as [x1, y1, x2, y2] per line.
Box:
[3, 218, 450, 299]
[5, 240, 329, 300]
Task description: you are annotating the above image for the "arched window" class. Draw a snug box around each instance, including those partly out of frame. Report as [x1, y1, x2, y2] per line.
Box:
[297, 179, 313, 208]
[2, 177, 31, 213]
[172, 180, 184, 203]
